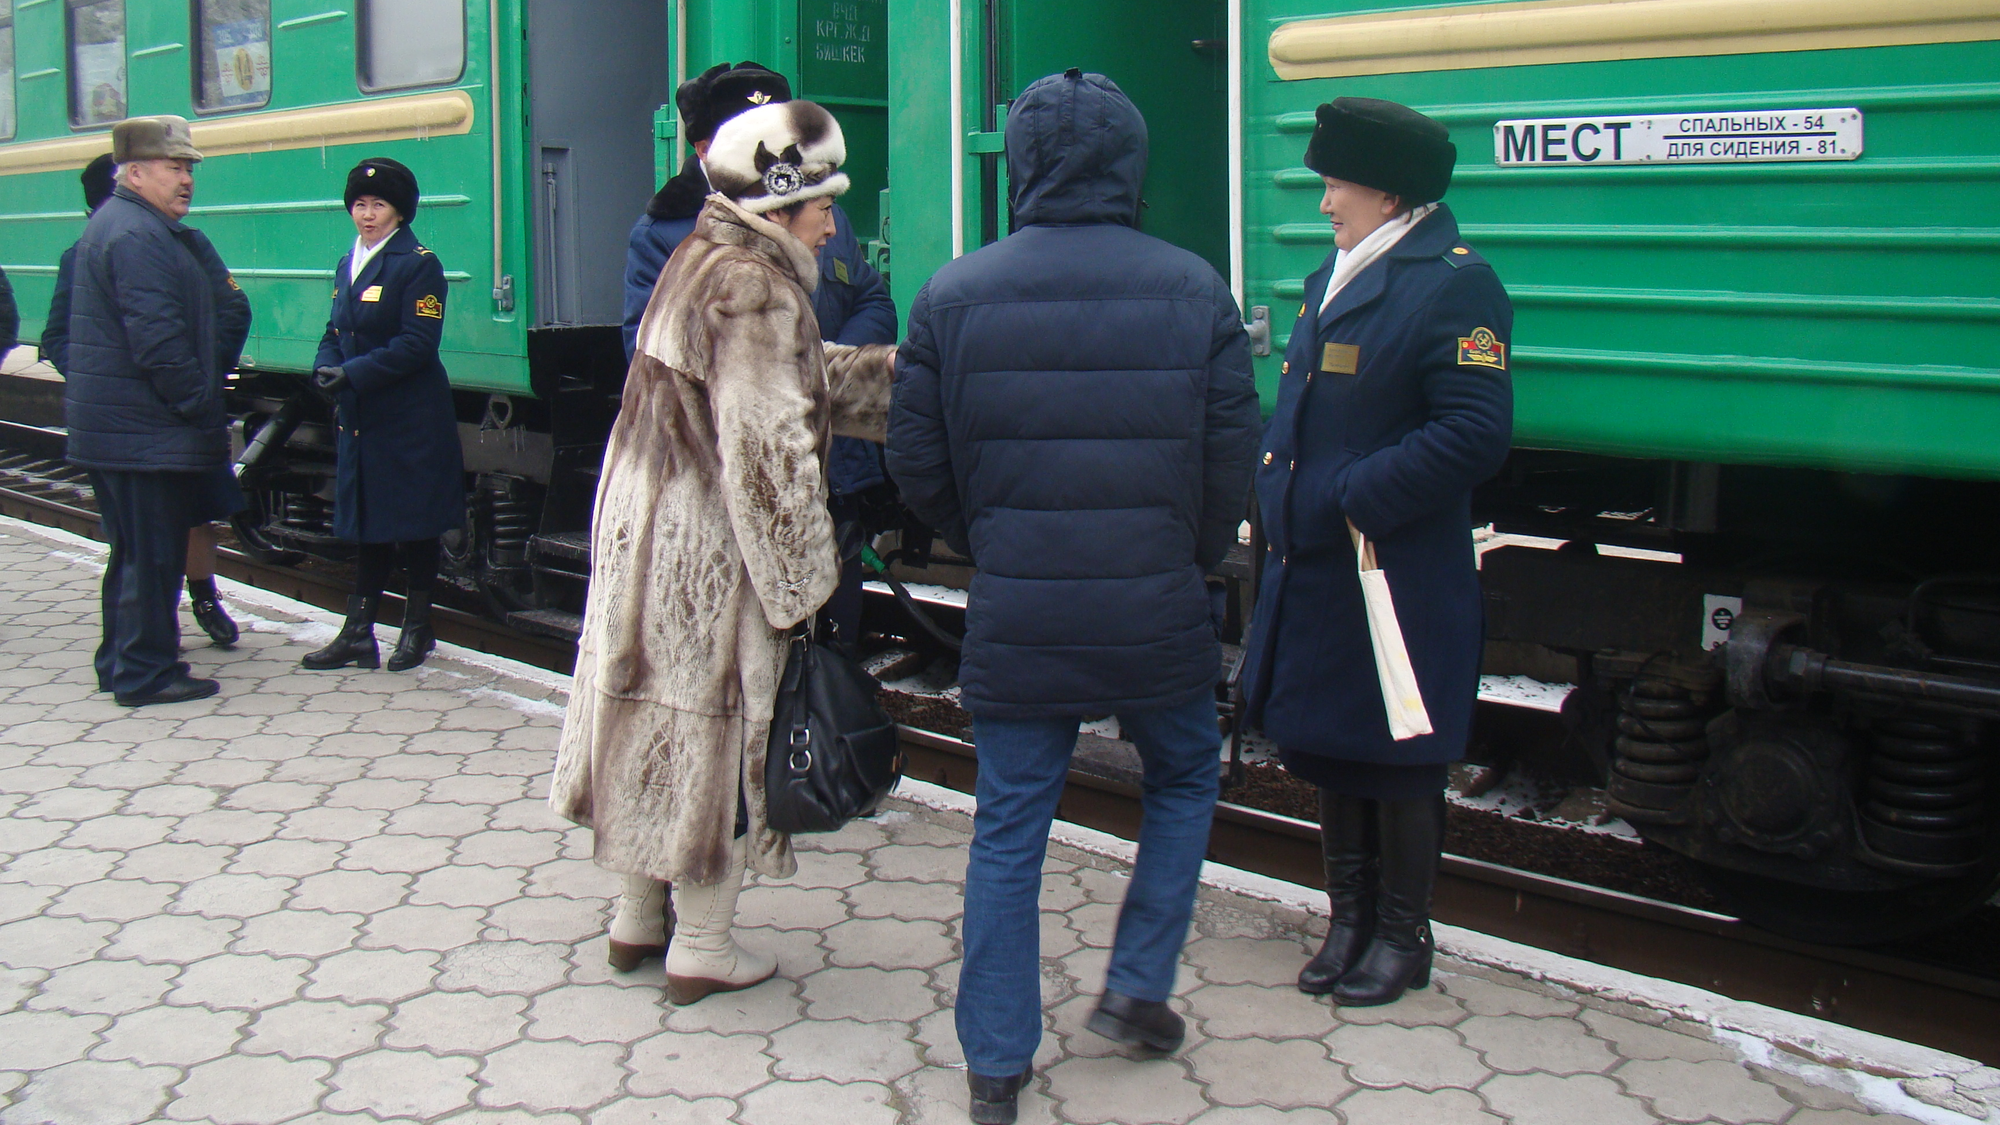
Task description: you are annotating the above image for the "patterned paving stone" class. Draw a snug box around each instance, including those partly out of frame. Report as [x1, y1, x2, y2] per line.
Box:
[476, 1038, 626, 1111]
[307, 948, 440, 1003]
[239, 999, 389, 1060]
[92, 1004, 249, 1066]
[1326, 1022, 1490, 1090]
[1459, 1013, 1619, 1075]
[1577, 1008, 1733, 1063]
[1335, 1085, 1501, 1125]
[166, 1052, 333, 1123]
[0, 1009, 112, 1070]
[1615, 1057, 1798, 1123]
[1187, 1035, 1352, 1108]
[768, 1017, 924, 1083]
[737, 1076, 900, 1125]
[2, 1058, 177, 1125]
[801, 966, 941, 1024]
[325, 1049, 481, 1118]
[24, 958, 176, 1015]
[1482, 1071, 1655, 1125]
[1047, 1055, 1211, 1125]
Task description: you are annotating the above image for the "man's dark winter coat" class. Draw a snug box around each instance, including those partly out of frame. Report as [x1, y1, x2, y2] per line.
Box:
[622, 154, 896, 492]
[887, 70, 1261, 720]
[315, 224, 465, 543]
[64, 186, 249, 472]
[1239, 204, 1513, 768]
[47, 219, 249, 378]
[0, 266, 18, 356]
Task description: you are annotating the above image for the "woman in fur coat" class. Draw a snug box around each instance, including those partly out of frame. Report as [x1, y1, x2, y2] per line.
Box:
[550, 100, 896, 1005]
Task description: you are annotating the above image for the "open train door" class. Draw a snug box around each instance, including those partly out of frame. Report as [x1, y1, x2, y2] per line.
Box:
[886, 0, 1234, 316]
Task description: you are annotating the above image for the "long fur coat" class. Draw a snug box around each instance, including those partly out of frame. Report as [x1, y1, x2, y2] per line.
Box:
[550, 195, 896, 885]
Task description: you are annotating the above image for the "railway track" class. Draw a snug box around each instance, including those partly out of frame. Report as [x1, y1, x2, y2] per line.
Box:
[2, 420, 1995, 1067]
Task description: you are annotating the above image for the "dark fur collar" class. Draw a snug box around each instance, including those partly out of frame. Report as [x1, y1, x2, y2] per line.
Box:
[646, 154, 709, 221]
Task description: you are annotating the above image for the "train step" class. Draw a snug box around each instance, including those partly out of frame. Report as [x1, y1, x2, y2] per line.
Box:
[506, 608, 584, 642]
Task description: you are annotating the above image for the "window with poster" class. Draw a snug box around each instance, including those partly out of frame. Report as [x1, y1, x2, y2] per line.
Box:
[66, 0, 125, 128]
[194, 0, 271, 113]
[0, 0, 15, 141]
[357, 0, 464, 93]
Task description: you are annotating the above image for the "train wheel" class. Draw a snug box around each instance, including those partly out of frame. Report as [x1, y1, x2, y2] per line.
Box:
[1694, 860, 2000, 946]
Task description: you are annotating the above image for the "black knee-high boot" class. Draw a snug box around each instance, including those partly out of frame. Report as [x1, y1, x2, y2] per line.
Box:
[1298, 789, 1376, 993]
[1332, 792, 1444, 1006]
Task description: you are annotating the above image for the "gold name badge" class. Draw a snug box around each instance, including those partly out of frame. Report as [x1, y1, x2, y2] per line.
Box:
[359, 285, 383, 303]
[1321, 343, 1360, 375]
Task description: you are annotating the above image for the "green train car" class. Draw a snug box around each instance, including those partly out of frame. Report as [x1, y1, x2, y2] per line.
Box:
[3, 0, 1997, 940]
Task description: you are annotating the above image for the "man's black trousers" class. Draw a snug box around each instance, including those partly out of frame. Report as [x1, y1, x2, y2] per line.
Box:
[89, 469, 199, 696]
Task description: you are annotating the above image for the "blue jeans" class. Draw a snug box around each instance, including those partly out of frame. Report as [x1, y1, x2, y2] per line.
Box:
[956, 691, 1221, 1077]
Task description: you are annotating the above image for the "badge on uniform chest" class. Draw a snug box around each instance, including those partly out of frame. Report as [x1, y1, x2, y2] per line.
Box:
[359, 285, 383, 303]
[1320, 343, 1360, 375]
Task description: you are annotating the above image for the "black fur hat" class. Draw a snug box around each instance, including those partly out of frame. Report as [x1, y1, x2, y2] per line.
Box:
[343, 157, 419, 223]
[81, 153, 116, 213]
[1304, 98, 1456, 205]
[678, 61, 792, 146]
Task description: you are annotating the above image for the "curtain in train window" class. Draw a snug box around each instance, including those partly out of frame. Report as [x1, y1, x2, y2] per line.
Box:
[66, 0, 125, 127]
[195, 0, 271, 112]
[357, 0, 464, 92]
[0, 0, 15, 141]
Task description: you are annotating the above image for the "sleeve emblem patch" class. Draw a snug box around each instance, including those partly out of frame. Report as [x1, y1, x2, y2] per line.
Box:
[225, 275, 242, 291]
[1457, 326, 1506, 370]
[414, 294, 444, 319]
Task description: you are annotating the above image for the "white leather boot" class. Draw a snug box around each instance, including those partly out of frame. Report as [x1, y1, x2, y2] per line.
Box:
[607, 873, 672, 972]
[664, 836, 776, 1004]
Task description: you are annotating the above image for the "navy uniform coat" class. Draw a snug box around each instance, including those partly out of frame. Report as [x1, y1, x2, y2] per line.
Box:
[314, 225, 465, 544]
[1240, 204, 1512, 768]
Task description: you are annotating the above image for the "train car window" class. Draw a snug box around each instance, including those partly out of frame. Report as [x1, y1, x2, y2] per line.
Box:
[66, 0, 125, 127]
[0, 0, 15, 141]
[357, 0, 464, 92]
[193, 0, 271, 113]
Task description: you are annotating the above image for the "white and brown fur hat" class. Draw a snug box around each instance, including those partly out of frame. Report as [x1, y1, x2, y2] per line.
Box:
[705, 100, 849, 214]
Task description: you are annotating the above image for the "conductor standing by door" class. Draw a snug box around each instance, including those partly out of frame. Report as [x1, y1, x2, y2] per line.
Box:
[1239, 98, 1513, 1008]
[301, 157, 466, 673]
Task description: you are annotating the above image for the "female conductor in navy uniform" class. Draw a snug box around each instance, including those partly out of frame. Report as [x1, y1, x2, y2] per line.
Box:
[301, 157, 465, 673]
[1239, 99, 1513, 1007]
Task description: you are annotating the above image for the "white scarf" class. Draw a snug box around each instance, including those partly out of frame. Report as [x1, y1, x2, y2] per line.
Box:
[348, 224, 399, 284]
[1317, 202, 1439, 316]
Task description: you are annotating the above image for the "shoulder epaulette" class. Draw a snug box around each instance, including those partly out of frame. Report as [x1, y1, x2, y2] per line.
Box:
[415, 246, 435, 257]
[1441, 245, 1484, 269]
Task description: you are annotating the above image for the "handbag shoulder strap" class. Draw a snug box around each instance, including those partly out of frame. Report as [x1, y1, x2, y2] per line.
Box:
[1347, 520, 1377, 571]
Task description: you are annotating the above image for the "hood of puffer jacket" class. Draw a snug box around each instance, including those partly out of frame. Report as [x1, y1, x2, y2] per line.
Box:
[1005, 69, 1147, 228]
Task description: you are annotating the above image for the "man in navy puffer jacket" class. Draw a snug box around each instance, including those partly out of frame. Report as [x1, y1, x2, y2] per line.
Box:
[887, 69, 1258, 1122]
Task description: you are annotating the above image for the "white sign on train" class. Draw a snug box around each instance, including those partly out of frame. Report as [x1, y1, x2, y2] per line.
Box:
[1493, 110, 1863, 166]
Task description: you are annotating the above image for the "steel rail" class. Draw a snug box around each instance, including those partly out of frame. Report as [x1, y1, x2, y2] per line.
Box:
[1, 444, 1993, 1065]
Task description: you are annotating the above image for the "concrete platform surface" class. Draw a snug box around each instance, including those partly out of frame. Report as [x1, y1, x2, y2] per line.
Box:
[0, 516, 1983, 1125]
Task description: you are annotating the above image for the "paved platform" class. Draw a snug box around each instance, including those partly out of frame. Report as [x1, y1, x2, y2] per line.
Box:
[0, 516, 1987, 1125]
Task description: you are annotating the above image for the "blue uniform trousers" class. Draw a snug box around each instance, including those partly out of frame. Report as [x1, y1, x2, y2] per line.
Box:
[957, 691, 1221, 1075]
[89, 469, 199, 696]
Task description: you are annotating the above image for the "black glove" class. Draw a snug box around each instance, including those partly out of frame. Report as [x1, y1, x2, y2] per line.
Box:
[312, 365, 349, 401]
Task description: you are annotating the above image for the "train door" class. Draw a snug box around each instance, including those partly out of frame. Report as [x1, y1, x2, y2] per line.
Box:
[523, 0, 670, 328]
[886, 0, 1232, 315]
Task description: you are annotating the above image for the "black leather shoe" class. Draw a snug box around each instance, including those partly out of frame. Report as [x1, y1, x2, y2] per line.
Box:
[1332, 793, 1445, 1007]
[302, 595, 380, 670]
[1086, 990, 1185, 1053]
[191, 596, 239, 647]
[967, 1066, 1033, 1125]
[115, 675, 220, 707]
[1299, 788, 1376, 994]
[386, 592, 435, 672]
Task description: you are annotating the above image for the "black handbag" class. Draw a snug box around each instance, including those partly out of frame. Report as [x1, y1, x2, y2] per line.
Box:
[764, 626, 903, 833]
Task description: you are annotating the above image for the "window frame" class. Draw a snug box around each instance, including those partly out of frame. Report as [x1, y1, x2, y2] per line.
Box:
[189, 0, 274, 116]
[65, 0, 128, 131]
[354, 0, 467, 95]
[0, 0, 16, 141]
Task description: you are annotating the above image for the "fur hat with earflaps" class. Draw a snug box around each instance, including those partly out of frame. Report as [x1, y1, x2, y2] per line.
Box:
[344, 157, 420, 224]
[704, 100, 849, 214]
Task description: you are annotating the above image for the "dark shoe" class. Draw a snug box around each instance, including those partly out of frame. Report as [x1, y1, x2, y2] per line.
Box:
[1299, 788, 1377, 994]
[967, 1066, 1033, 1125]
[191, 595, 239, 647]
[386, 592, 435, 672]
[115, 675, 220, 708]
[1333, 793, 1445, 1007]
[1085, 990, 1186, 1054]
[302, 595, 380, 670]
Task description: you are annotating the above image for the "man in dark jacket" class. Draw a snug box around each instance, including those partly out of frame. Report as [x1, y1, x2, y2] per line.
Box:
[624, 61, 897, 644]
[46, 151, 248, 649]
[887, 70, 1259, 1123]
[66, 117, 241, 706]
